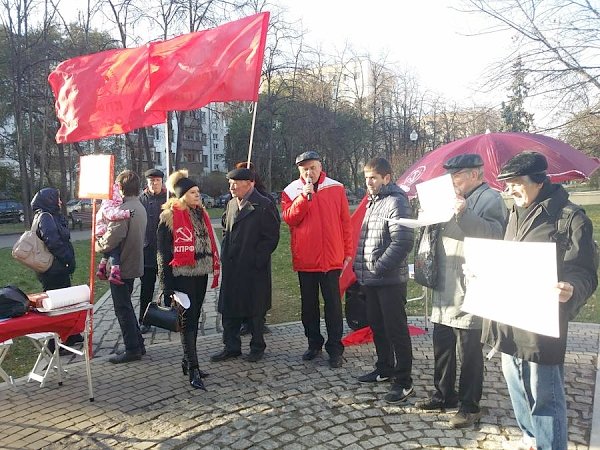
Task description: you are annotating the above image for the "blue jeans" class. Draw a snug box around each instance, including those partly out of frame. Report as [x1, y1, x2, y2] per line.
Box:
[501, 353, 567, 450]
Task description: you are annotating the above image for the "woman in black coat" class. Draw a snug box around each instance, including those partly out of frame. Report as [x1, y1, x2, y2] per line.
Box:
[31, 188, 81, 347]
[157, 170, 219, 391]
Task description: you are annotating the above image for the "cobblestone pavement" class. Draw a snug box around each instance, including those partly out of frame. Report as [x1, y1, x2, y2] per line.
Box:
[0, 275, 598, 449]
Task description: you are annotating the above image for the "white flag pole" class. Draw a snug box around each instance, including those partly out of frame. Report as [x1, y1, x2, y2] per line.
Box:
[164, 114, 170, 176]
[246, 101, 259, 168]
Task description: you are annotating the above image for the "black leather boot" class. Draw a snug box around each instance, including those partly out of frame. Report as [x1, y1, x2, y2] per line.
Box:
[189, 367, 207, 390]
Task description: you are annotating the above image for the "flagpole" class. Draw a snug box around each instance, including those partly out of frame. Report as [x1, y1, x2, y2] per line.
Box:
[246, 101, 259, 168]
[164, 114, 170, 175]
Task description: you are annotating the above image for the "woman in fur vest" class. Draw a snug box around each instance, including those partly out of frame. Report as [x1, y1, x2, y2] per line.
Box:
[157, 170, 220, 390]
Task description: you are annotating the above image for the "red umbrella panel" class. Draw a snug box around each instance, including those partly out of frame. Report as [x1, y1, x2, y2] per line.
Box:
[397, 132, 600, 198]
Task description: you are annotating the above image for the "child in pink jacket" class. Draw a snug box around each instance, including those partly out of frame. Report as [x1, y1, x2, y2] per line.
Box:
[95, 182, 133, 285]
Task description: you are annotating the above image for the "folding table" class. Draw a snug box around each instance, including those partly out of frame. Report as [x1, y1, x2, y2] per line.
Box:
[0, 305, 94, 401]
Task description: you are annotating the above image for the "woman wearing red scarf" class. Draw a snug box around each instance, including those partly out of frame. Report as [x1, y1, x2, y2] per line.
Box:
[157, 170, 220, 390]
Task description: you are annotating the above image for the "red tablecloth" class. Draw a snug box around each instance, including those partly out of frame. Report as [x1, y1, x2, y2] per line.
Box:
[0, 310, 87, 343]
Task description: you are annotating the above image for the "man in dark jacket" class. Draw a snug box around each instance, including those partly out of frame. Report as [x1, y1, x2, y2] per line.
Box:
[96, 170, 147, 363]
[211, 168, 280, 363]
[138, 168, 167, 333]
[482, 152, 597, 450]
[353, 157, 415, 404]
[415, 154, 507, 428]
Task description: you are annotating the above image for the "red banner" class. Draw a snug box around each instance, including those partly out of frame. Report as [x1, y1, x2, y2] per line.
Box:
[145, 12, 270, 112]
[48, 46, 166, 144]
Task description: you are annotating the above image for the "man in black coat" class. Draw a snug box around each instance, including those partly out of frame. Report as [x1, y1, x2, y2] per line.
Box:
[211, 168, 280, 363]
[138, 168, 167, 333]
[353, 157, 414, 404]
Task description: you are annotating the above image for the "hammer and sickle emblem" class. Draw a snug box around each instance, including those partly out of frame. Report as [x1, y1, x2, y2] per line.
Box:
[174, 226, 193, 243]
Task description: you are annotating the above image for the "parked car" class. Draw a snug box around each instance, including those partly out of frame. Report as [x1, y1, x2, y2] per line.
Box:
[200, 193, 215, 208]
[66, 199, 92, 215]
[0, 200, 24, 223]
[215, 193, 231, 208]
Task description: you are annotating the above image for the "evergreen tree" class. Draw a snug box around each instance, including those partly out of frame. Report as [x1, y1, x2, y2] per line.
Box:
[500, 57, 534, 132]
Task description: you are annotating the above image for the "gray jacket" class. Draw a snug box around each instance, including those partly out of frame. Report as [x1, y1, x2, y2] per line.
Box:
[430, 183, 507, 329]
[95, 196, 147, 279]
[353, 183, 414, 286]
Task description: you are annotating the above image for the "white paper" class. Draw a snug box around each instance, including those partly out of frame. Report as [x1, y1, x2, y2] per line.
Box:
[461, 237, 559, 337]
[173, 291, 191, 309]
[386, 174, 456, 228]
[42, 285, 90, 310]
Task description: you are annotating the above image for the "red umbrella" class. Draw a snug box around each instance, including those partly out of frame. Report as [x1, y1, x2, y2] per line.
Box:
[397, 132, 600, 197]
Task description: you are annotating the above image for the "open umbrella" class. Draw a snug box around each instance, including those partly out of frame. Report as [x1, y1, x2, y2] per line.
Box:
[397, 132, 600, 197]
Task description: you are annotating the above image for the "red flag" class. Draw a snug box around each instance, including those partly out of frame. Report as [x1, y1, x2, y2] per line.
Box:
[145, 12, 270, 112]
[339, 196, 369, 295]
[49, 46, 166, 144]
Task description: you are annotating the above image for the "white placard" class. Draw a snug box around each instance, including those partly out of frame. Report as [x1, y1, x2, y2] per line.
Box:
[461, 237, 559, 337]
[386, 174, 455, 228]
[78, 154, 114, 200]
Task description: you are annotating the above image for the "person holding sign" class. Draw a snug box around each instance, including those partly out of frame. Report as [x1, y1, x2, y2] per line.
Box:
[481, 152, 597, 450]
[415, 154, 507, 428]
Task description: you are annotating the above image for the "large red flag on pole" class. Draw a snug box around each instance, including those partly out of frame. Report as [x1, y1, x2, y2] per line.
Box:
[145, 12, 270, 112]
[49, 46, 166, 143]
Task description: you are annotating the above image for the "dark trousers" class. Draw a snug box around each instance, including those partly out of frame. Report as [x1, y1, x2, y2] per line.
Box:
[298, 270, 344, 357]
[139, 266, 158, 322]
[432, 323, 484, 412]
[222, 315, 265, 354]
[175, 275, 208, 368]
[362, 283, 413, 389]
[111, 278, 144, 354]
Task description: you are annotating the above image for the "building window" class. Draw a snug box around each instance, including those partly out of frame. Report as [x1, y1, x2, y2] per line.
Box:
[203, 155, 208, 166]
[214, 143, 218, 150]
[155, 152, 161, 165]
[212, 133, 218, 140]
[201, 111, 206, 123]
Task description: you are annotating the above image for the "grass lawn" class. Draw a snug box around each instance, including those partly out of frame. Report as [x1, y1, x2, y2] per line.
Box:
[0, 203, 599, 380]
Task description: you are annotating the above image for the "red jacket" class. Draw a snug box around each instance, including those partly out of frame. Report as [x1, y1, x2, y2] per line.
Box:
[282, 171, 352, 272]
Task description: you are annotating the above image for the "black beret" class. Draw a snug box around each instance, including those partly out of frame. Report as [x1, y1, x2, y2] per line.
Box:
[443, 154, 484, 173]
[173, 177, 198, 198]
[295, 150, 321, 165]
[497, 152, 548, 181]
[227, 168, 254, 181]
[145, 168, 164, 178]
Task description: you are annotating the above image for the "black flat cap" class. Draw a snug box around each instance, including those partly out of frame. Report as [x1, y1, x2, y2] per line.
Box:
[227, 168, 254, 181]
[443, 154, 484, 173]
[295, 150, 321, 165]
[145, 168, 164, 178]
[497, 152, 548, 181]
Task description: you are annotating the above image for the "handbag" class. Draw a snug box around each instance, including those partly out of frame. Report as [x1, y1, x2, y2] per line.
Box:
[11, 212, 54, 273]
[344, 282, 368, 331]
[0, 285, 30, 319]
[413, 225, 439, 289]
[142, 295, 181, 332]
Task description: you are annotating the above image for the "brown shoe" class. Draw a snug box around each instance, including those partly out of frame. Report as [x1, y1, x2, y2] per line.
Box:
[449, 410, 483, 428]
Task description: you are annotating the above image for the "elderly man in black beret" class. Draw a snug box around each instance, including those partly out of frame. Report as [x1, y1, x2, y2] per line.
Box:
[211, 168, 280, 363]
[481, 152, 597, 450]
[415, 153, 507, 428]
[139, 168, 168, 333]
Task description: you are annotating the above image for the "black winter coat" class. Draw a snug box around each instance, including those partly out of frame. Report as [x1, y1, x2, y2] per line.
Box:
[481, 182, 598, 364]
[218, 188, 280, 317]
[139, 187, 167, 268]
[353, 183, 414, 286]
[30, 188, 75, 276]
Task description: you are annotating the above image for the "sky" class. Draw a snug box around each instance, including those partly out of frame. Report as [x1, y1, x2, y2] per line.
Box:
[276, 0, 514, 107]
[53, 0, 514, 108]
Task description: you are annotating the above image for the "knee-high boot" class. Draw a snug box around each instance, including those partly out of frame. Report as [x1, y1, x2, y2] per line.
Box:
[182, 331, 207, 390]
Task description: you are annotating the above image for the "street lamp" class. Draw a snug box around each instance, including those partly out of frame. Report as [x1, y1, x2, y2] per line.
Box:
[410, 129, 418, 157]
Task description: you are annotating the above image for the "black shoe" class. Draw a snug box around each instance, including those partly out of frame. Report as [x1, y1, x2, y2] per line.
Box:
[415, 397, 458, 411]
[302, 348, 322, 361]
[240, 323, 250, 336]
[181, 361, 209, 377]
[189, 367, 207, 391]
[358, 370, 390, 383]
[329, 355, 343, 368]
[210, 349, 242, 362]
[449, 410, 483, 428]
[140, 325, 152, 334]
[65, 334, 84, 345]
[109, 352, 142, 364]
[384, 386, 415, 404]
[245, 351, 264, 362]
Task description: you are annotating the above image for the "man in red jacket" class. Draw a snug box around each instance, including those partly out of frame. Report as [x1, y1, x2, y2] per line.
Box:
[282, 151, 353, 368]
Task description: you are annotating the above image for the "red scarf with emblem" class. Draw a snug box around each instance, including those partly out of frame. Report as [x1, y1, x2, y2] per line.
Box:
[170, 205, 221, 288]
